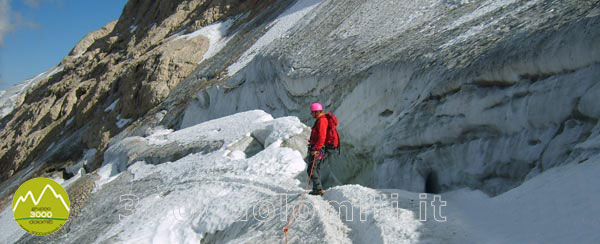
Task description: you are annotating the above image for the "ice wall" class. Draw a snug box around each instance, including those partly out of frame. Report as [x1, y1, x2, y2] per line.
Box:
[177, 0, 600, 194]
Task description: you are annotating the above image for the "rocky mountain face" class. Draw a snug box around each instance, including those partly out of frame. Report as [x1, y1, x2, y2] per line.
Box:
[0, 0, 274, 183]
[1, 0, 599, 200]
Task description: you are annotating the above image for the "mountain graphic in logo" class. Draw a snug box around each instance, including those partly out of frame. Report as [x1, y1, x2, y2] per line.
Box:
[12, 178, 71, 235]
[13, 184, 70, 212]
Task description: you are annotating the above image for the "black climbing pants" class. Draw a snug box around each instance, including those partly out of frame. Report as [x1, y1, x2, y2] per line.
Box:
[307, 148, 328, 191]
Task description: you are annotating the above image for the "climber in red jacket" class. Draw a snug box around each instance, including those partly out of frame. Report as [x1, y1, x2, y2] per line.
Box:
[307, 102, 328, 196]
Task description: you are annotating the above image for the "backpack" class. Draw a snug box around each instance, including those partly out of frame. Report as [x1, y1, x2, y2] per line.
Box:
[323, 112, 340, 154]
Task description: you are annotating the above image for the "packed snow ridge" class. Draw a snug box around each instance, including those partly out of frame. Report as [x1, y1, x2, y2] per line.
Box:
[2, 110, 598, 243]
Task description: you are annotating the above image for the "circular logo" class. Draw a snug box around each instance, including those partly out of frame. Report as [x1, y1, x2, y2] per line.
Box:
[12, 178, 70, 235]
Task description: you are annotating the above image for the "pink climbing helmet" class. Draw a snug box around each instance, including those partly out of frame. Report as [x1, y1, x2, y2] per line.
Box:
[310, 102, 323, 112]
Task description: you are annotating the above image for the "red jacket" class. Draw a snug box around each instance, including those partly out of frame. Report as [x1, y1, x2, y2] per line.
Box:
[309, 114, 328, 151]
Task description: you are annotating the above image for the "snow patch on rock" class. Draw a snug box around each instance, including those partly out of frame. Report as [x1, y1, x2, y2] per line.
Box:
[104, 99, 119, 112]
[175, 18, 235, 63]
[116, 115, 132, 129]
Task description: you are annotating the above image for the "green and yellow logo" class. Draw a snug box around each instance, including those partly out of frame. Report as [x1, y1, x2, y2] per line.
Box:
[12, 178, 70, 235]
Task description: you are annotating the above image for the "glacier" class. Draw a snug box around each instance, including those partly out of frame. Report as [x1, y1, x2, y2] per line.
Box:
[173, 0, 600, 196]
[1, 0, 599, 243]
[2, 110, 599, 243]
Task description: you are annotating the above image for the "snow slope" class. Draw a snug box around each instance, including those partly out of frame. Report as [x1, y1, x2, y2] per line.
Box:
[444, 157, 600, 244]
[226, 0, 322, 76]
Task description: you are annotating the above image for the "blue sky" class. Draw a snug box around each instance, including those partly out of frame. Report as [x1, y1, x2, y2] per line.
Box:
[0, 0, 128, 90]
